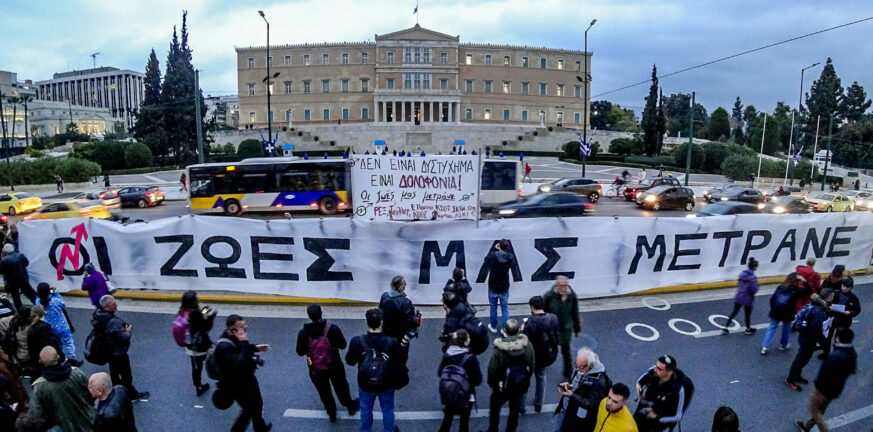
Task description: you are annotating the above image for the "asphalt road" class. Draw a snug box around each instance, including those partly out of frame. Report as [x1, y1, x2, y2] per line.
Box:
[55, 283, 872, 432]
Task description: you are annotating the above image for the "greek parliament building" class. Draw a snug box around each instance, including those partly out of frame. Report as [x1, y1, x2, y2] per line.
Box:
[235, 25, 591, 142]
[34, 67, 145, 131]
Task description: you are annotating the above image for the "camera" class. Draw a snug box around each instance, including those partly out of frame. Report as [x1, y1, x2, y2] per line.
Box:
[252, 353, 265, 367]
[401, 311, 423, 347]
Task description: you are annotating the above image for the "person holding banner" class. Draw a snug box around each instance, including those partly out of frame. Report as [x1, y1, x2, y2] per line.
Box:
[484, 240, 514, 334]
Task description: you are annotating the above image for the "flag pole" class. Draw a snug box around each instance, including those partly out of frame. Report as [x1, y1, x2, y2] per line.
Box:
[784, 111, 794, 184]
[756, 114, 767, 187]
[810, 115, 820, 181]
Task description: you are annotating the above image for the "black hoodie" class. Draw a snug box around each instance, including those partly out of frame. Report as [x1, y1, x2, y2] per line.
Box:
[91, 309, 130, 357]
[484, 250, 514, 293]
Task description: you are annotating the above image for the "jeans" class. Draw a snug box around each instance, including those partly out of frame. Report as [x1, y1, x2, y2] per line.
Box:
[725, 303, 752, 329]
[488, 290, 510, 329]
[359, 388, 395, 432]
[58, 331, 77, 361]
[761, 318, 791, 349]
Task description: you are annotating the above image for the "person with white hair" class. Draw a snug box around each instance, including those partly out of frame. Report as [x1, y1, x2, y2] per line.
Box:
[554, 347, 612, 432]
[31, 346, 94, 431]
[0, 242, 36, 310]
[91, 295, 149, 401]
[89, 371, 138, 432]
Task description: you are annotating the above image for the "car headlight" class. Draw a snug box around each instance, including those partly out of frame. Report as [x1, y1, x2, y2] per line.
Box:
[720, 197, 728, 201]
[540, 186, 551, 192]
[757, 203, 765, 209]
[773, 206, 786, 214]
[645, 195, 656, 202]
[498, 209, 516, 215]
[685, 214, 697, 218]
[856, 200, 864, 206]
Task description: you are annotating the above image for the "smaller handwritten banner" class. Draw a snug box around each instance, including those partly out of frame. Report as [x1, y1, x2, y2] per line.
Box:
[351, 155, 480, 220]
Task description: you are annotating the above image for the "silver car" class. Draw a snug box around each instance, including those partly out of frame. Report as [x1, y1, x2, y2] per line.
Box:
[73, 190, 121, 210]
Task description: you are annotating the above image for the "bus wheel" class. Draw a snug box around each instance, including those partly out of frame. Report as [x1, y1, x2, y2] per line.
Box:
[319, 196, 338, 215]
[224, 199, 242, 216]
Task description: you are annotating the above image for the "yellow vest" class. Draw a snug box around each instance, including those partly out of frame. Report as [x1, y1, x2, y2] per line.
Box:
[594, 398, 639, 432]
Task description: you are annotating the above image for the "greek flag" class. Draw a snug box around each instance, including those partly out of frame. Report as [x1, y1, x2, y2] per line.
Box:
[413, 2, 418, 14]
[577, 131, 591, 157]
[792, 146, 803, 165]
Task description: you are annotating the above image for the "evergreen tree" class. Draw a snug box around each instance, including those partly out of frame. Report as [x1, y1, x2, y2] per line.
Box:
[805, 57, 843, 135]
[731, 97, 744, 123]
[663, 93, 707, 137]
[742, 105, 758, 146]
[772, 102, 793, 152]
[133, 49, 167, 164]
[840, 81, 872, 122]
[706, 107, 731, 142]
[749, 113, 781, 155]
[640, 65, 660, 156]
[656, 89, 666, 155]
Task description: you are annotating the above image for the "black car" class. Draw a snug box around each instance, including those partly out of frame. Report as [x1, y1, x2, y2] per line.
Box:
[690, 201, 762, 217]
[116, 185, 165, 208]
[763, 195, 812, 214]
[623, 176, 681, 201]
[708, 186, 765, 204]
[636, 185, 696, 211]
[495, 192, 594, 218]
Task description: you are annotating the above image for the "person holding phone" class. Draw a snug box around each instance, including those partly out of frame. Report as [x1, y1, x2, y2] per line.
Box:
[214, 314, 272, 432]
[92, 295, 149, 401]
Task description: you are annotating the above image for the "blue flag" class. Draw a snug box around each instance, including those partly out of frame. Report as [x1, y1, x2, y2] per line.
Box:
[577, 131, 591, 157]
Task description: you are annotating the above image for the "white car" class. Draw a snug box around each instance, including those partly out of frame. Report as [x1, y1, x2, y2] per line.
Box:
[73, 190, 121, 210]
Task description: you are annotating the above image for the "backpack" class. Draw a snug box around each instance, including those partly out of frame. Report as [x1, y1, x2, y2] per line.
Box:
[460, 313, 489, 355]
[528, 316, 559, 367]
[357, 342, 390, 393]
[771, 288, 794, 311]
[172, 309, 191, 348]
[501, 353, 532, 395]
[792, 303, 814, 333]
[84, 326, 110, 366]
[0, 318, 19, 359]
[205, 338, 233, 381]
[308, 322, 333, 373]
[439, 354, 472, 410]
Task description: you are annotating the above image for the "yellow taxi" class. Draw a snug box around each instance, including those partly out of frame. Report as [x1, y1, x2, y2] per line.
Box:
[25, 200, 112, 220]
[0, 192, 43, 215]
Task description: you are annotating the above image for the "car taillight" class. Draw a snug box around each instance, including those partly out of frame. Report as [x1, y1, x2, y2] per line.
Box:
[99, 193, 105, 199]
[310, 203, 318, 208]
[517, 189, 522, 198]
[338, 201, 346, 208]
[1, 215, 7, 222]
[144, 192, 152, 197]
[79, 209, 91, 216]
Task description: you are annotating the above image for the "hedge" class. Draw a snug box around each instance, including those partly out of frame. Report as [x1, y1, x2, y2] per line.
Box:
[672, 143, 706, 170]
[237, 139, 265, 159]
[0, 158, 101, 185]
[105, 166, 178, 175]
[125, 143, 153, 168]
[624, 155, 677, 166]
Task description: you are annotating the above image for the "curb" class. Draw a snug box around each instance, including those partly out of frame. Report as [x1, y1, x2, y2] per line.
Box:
[61, 266, 872, 306]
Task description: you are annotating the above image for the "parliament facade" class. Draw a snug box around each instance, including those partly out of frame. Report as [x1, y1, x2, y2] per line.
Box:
[236, 25, 590, 129]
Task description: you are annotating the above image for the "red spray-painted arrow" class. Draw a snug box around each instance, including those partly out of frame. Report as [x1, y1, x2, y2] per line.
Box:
[56, 223, 89, 280]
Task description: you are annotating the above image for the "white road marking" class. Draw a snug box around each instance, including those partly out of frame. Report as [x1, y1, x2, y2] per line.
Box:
[625, 323, 660, 341]
[828, 403, 873, 429]
[641, 296, 671, 311]
[668, 318, 702, 336]
[283, 403, 559, 420]
[696, 322, 769, 338]
[729, 380, 739, 384]
[706, 314, 741, 332]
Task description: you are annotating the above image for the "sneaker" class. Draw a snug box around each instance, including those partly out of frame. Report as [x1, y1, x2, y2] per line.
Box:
[133, 391, 150, 401]
[785, 379, 802, 392]
[196, 383, 210, 396]
[779, 344, 791, 351]
[534, 404, 542, 413]
[760, 347, 768, 355]
[795, 420, 811, 431]
[487, 323, 497, 334]
[721, 327, 730, 334]
[67, 358, 83, 367]
[744, 328, 756, 335]
[500, 329, 508, 337]
[329, 413, 337, 423]
[264, 422, 273, 431]
[796, 377, 809, 384]
[347, 398, 360, 417]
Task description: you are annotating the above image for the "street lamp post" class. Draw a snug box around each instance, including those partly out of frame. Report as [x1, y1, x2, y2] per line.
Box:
[581, 18, 596, 178]
[788, 62, 820, 185]
[258, 10, 273, 154]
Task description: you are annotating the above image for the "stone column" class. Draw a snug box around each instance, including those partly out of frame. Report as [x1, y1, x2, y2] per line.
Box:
[438, 101, 443, 122]
[374, 101, 380, 123]
[430, 101, 435, 122]
[455, 102, 461, 124]
[401, 100, 406, 123]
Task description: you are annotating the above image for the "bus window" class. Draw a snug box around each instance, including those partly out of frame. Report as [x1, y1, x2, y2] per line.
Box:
[482, 162, 517, 190]
[190, 169, 236, 197]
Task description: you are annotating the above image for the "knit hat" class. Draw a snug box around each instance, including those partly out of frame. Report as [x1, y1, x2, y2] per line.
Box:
[1, 244, 14, 254]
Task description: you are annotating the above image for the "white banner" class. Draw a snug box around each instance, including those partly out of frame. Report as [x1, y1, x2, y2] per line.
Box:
[19, 213, 873, 305]
[350, 155, 480, 220]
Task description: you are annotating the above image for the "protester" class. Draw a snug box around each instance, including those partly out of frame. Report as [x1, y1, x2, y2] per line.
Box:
[521, 295, 559, 413]
[441, 292, 470, 350]
[795, 258, 821, 294]
[821, 276, 860, 357]
[820, 265, 844, 291]
[295, 304, 359, 423]
[543, 276, 581, 379]
[0, 243, 37, 310]
[634, 355, 690, 432]
[91, 295, 149, 400]
[214, 314, 272, 432]
[722, 258, 759, 334]
[180, 172, 188, 193]
[0, 305, 35, 376]
[178, 291, 215, 396]
[486, 318, 534, 432]
[711, 406, 739, 432]
[31, 346, 94, 432]
[593, 383, 638, 432]
[346, 308, 407, 432]
[555, 348, 612, 432]
[761, 273, 803, 355]
[82, 263, 111, 308]
[484, 239, 514, 333]
[437, 329, 481, 432]
[89, 371, 138, 432]
[26, 305, 62, 378]
[638, 168, 647, 182]
[0, 374, 17, 430]
[443, 267, 473, 306]
[35, 283, 81, 367]
[4, 224, 18, 252]
[786, 289, 834, 392]
[795, 328, 856, 432]
[379, 276, 420, 357]
[0, 344, 28, 414]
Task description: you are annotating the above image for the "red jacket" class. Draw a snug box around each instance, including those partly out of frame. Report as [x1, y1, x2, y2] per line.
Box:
[794, 265, 821, 312]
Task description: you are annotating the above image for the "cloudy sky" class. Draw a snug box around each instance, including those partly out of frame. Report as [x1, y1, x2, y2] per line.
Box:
[2, 0, 872, 116]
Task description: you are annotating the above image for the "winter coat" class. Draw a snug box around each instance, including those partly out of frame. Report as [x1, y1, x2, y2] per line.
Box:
[379, 290, 417, 341]
[0, 315, 31, 371]
[443, 278, 473, 305]
[181, 308, 214, 354]
[94, 385, 138, 432]
[295, 320, 347, 373]
[31, 363, 95, 432]
[486, 334, 535, 392]
[634, 367, 688, 429]
[814, 343, 857, 399]
[556, 359, 611, 432]
[27, 321, 61, 366]
[768, 285, 797, 322]
[521, 312, 559, 366]
[734, 269, 759, 306]
[0, 252, 30, 289]
[795, 265, 821, 292]
[213, 330, 260, 390]
[438, 346, 482, 400]
[543, 286, 581, 344]
[91, 309, 130, 358]
[831, 290, 861, 328]
[793, 280, 814, 313]
[798, 294, 830, 348]
[821, 275, 843, 291]
[484, 250, 514, 293]
[36, 293, 72, 340]
[0, 398, 14, 431]
[81, 271, 110, 307]
[345, 332, 408, 393]
[594, 398, 638, 432]
[0, 351, 28, 412]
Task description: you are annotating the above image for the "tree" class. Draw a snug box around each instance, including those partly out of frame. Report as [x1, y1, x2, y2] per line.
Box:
[640, 65, 660, 156]
[832, 118, 873, 168]
[608, 137, 643, 155]
[771, 102, 793, 152]
[663, 93, 707, 137]
[732, 97, 744, 123]
[605, 104, 638, 132]
[92, 141, 127, 171]
[840, 81, 872, 122]
[237, 139, 265, 159]
[805, 57, 843, 136]
[589, 100, 613, 130]
[133, 49, 167, 164]
[65, 122, 79, 134]
[748, 113, 781, 155]
[672, 142, 706, 169]
[742, 105, 759, 146]
[125, 142, 154, 168]
[706, 107, 731, 142]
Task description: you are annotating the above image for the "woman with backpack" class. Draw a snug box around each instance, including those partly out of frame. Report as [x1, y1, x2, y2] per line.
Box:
[177, 291, 215, 396]
[443, 267, 473, 307]
[35, 283, 81, 367]
[437, 329, 481, 432]
[722, 258, 759, 335]
[761, 273, 804, 355]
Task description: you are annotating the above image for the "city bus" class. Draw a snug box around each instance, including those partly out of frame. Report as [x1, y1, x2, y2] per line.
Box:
[480, 158, 522, 208]
[187, 157, 350, 215]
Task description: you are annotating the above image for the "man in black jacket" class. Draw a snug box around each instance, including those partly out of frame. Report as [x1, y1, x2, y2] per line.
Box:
[215, 314, 272, 432]
[796, 328, 857, 432]
[91, 295, 148, 401]
[379, 276, 419, 354]
[89, 371, 137, 432]
[441, 292, 472, 351]
[821, 277, 861, 357]
[634, 354, 686, 432]
[555, 347, 611, 432]
[0, 244, 36, 310]
[484, 239, 514, 333]
[295, 304, 359, 422]
[522, 295, 559, 413]
[786, 290, 834, 391]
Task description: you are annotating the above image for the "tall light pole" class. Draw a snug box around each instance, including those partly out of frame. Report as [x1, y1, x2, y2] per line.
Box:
[684, 92, 695, 186]
[788, 61, 820, 185]
[579, 18, 596, 177]
[258, 10, 273, 152]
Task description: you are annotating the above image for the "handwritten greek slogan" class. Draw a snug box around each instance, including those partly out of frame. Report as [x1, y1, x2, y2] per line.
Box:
[351, 155, 480, 220]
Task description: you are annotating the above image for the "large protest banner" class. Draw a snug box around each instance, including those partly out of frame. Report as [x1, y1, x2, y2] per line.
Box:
[20, 213, 873, 304]
[350, 154, 480, 220]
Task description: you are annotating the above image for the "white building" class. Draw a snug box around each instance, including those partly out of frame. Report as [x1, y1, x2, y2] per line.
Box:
[204, 94, 239, 128]
[0, 70, 37, 147]
[27, 100, 113, 137]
